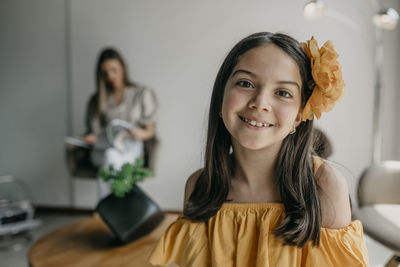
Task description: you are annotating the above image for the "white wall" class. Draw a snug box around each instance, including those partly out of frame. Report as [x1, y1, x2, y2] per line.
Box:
[0, 0, 398, 210]
[0, 0, 71, 206]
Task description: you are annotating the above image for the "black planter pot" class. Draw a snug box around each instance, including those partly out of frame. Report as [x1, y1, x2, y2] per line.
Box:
[95, 185, 165, 244]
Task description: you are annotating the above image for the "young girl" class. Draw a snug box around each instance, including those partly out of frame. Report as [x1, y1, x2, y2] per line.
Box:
[84, 48, 158, 198]
[150, 32, 369, 266]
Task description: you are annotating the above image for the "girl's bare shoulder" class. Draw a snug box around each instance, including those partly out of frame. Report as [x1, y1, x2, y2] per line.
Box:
[314, 161, 352, 229]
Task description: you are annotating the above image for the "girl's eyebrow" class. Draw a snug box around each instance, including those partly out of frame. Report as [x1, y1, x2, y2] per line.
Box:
[277, 81, 300, 89]
[231, 69, 256, 78]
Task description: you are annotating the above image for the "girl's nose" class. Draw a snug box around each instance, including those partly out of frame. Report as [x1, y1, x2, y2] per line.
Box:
[248, 90, 271, 112]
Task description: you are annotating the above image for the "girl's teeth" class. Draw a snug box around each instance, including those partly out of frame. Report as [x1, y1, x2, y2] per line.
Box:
[243, 117, 267, 128]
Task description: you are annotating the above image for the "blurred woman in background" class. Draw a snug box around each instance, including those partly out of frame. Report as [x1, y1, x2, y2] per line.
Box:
[83, 48, 158, 199]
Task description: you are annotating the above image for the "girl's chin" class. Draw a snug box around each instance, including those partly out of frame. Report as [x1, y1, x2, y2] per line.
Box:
[234, 140, 271, 151]
[232, 136, 283, 152]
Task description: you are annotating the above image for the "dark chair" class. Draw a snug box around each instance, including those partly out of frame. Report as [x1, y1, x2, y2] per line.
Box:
[65, 138, 98, 178]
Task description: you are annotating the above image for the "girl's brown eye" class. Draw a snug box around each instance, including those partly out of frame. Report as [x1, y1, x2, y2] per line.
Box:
[276, 90, 292, 98]
[237, 81, 254, 88]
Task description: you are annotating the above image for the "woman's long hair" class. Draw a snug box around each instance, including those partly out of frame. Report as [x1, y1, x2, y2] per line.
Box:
[184, 32, 321, 247]
[93, 48, 135, 126]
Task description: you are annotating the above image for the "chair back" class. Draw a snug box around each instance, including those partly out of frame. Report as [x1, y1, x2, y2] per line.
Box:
[358, 161, 400, 206]
[357, 161, 400, 254]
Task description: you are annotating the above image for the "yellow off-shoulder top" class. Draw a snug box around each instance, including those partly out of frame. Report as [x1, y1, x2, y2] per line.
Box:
[149, 158, 369, 267]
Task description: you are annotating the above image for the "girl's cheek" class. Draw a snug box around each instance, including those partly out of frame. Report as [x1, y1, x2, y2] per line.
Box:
[276, 104, 301, 121]
[222, 91, 237, 111]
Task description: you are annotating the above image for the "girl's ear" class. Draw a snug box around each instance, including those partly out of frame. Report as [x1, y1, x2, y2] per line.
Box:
[294, 110, 302, 127]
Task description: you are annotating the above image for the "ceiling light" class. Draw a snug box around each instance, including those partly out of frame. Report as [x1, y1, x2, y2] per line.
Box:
[304, 0, 325, 20]
[373, 8, 399, 30]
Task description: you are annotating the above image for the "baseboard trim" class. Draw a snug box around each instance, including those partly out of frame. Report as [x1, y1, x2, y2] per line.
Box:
[34, 206, 182, 216]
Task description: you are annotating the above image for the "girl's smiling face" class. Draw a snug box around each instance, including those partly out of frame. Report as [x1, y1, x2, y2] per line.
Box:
[221, 44, 303, 151]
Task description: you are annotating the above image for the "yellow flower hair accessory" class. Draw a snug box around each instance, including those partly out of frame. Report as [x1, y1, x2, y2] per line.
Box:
[300, 36, 345, 121]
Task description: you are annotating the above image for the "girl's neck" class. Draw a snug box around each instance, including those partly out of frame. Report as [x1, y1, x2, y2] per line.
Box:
[231, 141, 282, 190]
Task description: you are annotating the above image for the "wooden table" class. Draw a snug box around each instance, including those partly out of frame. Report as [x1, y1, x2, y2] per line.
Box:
[29, 213, 179, 267]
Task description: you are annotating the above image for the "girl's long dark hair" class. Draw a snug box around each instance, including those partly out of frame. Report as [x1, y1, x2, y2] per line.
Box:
[183, 32, 321, 247]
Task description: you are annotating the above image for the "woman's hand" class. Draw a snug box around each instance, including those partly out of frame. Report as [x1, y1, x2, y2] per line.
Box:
[83, 133, 97, 144]
[129, 124, 155, 141]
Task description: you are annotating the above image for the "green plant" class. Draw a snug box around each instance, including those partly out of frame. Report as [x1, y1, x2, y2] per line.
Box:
[98, 157, 152, 198]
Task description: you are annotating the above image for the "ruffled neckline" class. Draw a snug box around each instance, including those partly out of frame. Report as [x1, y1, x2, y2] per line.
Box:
[221, 202, 284, 210]
[220, 202, 362, 232]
